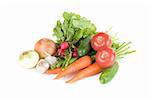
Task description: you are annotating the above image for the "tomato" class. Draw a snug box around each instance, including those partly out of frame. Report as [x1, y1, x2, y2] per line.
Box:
[91, 32, 112, 51]
[96, 47, 116, 68]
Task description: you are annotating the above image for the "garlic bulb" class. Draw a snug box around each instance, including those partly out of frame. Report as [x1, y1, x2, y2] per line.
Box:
[36, 59, 50, 73]
[45, 55, 57, 65]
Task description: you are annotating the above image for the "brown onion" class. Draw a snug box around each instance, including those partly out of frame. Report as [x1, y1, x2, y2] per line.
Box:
[34, 38, 56, 58]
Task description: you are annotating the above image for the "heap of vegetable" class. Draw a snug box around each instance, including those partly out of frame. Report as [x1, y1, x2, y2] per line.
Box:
[19, 12, 135, 84]
[52, 12, 96, 69]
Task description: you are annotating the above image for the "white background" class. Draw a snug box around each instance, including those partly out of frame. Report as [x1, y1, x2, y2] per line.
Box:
[0, 0, 150, 100]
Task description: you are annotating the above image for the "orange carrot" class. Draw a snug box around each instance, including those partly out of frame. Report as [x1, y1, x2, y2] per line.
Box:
[45, 68, 62, 74]
[66, 62, 102, 83]
[54, 56, 92, 79]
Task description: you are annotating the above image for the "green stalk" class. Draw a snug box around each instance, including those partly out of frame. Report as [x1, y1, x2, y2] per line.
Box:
[116, 46, 130, 55]
[117, 50, 136, 57]
[64, 53, 72, 68]
[116, 42, 131, 53]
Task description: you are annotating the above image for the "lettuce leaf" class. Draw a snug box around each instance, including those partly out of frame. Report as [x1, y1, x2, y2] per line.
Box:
[53, 12, 96, 44]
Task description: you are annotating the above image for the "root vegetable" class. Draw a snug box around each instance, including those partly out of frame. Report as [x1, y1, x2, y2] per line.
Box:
[19, 50, 39, 69]
[36, 59, 50, 73]
[54, 55, 92, 79]
[34, 38, 56, 58]
[45, 55, 57, 65]
[60, 42, 69, 50]
[66, 62, 102, 83]
[72, 51, 78, 57]
[45, 68, 62, 74]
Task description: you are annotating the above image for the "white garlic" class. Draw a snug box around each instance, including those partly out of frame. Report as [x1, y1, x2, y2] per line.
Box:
[36, 59, 50, 73]
[45, 55, 57, 65]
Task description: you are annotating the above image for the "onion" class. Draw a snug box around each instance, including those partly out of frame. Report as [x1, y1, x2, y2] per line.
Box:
[36, 59, 49, 73]
[34, 38, 56, 58]
[19, 50, 39, 69]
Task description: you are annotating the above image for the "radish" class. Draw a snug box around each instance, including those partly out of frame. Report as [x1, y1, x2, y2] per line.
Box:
[60, 42, 69, 50]
[72, 47, 78, 57]
[72, 51, 78, 57]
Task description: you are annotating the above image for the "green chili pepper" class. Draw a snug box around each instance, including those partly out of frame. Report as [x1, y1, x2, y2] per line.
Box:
[78, 36, 91, 56]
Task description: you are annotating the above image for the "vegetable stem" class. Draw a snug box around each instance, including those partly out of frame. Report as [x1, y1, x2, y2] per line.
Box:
[116, 46, 130, 55]
[116, 42, 131, 52]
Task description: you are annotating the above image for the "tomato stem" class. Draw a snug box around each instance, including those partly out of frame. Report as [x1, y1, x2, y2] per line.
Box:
[116, 46, 130, 55]
[116, 42, 131, 53]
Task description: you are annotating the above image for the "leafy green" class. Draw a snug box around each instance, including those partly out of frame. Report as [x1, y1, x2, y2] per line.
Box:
[69, 57, 78, 65]
[50, 58, 64, 69]
[53, 20, 64, 43]
[52, 12, 97, 69]
[53, 12, 96, 44]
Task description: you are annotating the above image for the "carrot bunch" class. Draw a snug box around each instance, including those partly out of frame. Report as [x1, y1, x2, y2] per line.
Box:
[45, 55, 103, 83]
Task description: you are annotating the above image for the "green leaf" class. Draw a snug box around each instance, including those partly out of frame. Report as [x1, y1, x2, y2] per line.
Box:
[72, 18, 91, 29]
[68, 57, 78, 65]
[62, 20, 68, 38]
[50, 58, 64, 69]
[63, 12, 71, 21]
[53, 12, 96, 43]
[66, 28, 74, 41]
[53, 20, 64, 43]
[73, 30, 84, 40]
[63, 12, 80, 21]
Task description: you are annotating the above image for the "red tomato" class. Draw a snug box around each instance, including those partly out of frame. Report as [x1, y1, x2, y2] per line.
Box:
[96, 47, 116, 68]
[91, 32, 112, 51]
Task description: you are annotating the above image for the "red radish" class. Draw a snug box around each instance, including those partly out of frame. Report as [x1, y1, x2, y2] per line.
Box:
[60, 42, 69, 50]
[72, 47, 78, 57]
[74, 47, 78, 52]
[57, 48, 61, 55]
[57, 48, 65, 57]
[60, 49, 65, 57]
[34, 38, 56, 58]
[72, 52, 78, 57]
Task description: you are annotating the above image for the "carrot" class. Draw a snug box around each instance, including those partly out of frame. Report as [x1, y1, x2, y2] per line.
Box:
[66, 62, 102, 83]
[54, 55, 92, 79]
[45, 68, 62, 74]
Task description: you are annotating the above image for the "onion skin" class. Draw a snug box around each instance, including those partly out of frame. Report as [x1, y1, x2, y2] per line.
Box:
[34, 38, 56, 58]
[19, 50, 39, 69]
